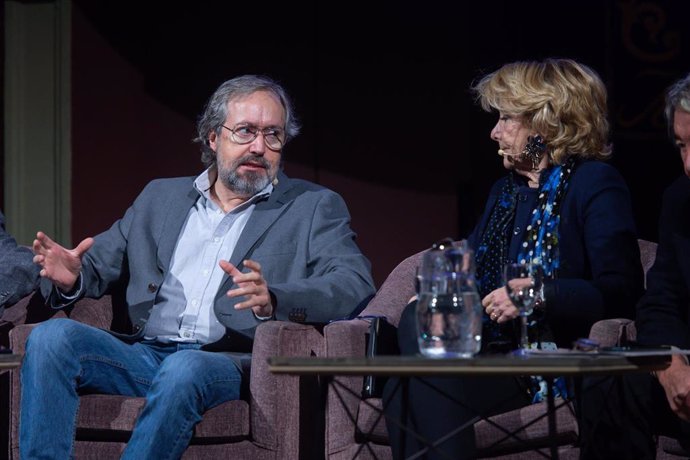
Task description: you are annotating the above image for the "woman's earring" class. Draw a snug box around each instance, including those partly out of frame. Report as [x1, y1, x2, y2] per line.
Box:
[522, 135, 547, 170]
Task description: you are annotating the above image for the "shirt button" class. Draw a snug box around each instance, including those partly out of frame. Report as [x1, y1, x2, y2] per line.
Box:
[148, 283, 158, 292]
[214, 237, 221, 243]
[183, 331, 191, 338]
[513, 226, 521, 235]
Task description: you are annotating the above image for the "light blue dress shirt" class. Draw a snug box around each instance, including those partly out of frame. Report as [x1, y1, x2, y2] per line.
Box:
[143, 169, 272, 344]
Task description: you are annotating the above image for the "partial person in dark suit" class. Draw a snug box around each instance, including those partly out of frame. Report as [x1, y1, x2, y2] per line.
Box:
[579, 73, 690, 459]
[0, 210, 40, 315]
[382, 58, 644, 459]
[0, 211, 39, 460]
[21, 74, 376, 459]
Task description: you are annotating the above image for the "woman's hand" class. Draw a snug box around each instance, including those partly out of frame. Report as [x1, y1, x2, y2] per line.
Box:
[482, 287, 519, 323]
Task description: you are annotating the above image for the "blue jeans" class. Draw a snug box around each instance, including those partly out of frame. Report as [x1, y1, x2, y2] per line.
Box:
[19, 318, 242, 460]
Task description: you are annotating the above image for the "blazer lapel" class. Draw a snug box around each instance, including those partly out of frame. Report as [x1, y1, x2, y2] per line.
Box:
[157, 183, 199, 272]
[218, 173, 295, 294]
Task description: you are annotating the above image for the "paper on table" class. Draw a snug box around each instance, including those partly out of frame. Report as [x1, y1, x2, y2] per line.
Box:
[524, 347, 689, 358]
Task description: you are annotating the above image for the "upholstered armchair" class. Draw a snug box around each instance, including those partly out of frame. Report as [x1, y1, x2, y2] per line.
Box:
[323, 240, 659, 459]
[7, 292, 326, 459]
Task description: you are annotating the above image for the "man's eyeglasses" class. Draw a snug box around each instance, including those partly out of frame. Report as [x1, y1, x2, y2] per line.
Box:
[222, 124, 285, 151]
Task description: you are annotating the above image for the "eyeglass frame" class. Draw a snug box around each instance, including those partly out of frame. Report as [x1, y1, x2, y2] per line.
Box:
[221, 124, 286, 151]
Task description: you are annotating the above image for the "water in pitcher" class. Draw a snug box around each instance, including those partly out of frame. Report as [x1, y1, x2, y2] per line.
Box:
[416, 288, 482, 358]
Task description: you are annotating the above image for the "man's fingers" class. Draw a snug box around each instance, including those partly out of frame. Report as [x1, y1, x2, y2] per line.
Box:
[219, 260, 240, 276]
[74, 237, 94, 258]
[242, 259, 261, 271]
[33, 232, 51, 253]
[34, 231, 55, 247]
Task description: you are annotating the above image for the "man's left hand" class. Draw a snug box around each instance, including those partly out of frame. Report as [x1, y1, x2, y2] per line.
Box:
[220, 259, 273, 318]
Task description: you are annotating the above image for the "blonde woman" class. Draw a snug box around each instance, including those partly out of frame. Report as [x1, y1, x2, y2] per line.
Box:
[383, 58, 644, 459]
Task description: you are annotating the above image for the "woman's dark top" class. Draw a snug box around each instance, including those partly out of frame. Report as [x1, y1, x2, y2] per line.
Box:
[467, 160, 644, 347]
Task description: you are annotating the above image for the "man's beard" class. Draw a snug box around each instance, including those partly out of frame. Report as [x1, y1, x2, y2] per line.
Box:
[218, 155, 274, 197]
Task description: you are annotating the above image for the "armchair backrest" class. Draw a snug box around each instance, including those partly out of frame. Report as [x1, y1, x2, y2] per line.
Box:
[358, 248, 425, 328]
[588, 239, 657, 347]
[361, 239, 658, 329]
[638, 238, 658, 288]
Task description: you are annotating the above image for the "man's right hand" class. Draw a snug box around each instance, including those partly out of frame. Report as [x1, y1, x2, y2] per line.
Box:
[32, 231, 94, 292]
[656, 353, 690, 421]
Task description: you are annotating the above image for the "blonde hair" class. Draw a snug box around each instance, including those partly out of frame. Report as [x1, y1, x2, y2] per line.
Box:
[472, 58, 612, 164]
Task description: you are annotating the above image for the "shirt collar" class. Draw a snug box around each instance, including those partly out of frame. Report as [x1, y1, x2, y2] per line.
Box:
[194, 168, 273, 211]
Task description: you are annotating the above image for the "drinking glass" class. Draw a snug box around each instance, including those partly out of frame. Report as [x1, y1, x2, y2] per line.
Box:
[503, 262, 544, 356]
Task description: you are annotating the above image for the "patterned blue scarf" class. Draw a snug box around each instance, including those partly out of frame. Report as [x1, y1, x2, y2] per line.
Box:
[520, 158, 576, 403]
[475, 158, 576, 402]
[517, 159, 575, 276]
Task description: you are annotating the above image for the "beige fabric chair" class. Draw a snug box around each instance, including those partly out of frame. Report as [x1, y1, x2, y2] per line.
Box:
[323, 240, 658, 459]
[7, 292, 326, 459]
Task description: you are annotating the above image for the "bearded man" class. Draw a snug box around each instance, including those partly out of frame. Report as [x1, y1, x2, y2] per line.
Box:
[22, 75, 375, 459]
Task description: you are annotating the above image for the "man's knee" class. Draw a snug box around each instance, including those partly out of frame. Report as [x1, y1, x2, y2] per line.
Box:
[27, 318, 79, 351]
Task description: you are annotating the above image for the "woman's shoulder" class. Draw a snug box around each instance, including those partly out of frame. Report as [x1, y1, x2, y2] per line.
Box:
[568, 159, 626, 186]
[571, 159, 620, 174]
[488, 174, 512, 192]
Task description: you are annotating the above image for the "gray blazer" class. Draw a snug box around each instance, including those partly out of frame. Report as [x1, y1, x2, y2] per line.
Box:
[0, 210, 40, 311]
[45, 171, 376, 353]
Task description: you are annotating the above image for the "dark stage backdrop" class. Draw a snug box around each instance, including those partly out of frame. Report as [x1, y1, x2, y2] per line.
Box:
[69, 0, 689, 287]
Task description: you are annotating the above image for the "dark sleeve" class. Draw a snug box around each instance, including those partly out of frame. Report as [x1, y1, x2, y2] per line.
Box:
[545, 164, 644, 345]
[0, 210, 41, 308]
[466, 179, 505, 250]
[268, 189, 376, 323]
[635, 178, 690, 348]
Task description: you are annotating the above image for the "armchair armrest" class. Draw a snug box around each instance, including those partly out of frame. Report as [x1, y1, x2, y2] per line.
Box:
[8, 323, 38, 355]
[249, 320, 326, 455]
[68, 296, 114, 330]
[323, 318, 371, 453]
[588, 318, 636, 347]
[8, 323, 39, 457]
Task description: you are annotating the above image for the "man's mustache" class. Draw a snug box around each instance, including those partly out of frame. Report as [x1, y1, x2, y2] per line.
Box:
[235, 156, 270, 170]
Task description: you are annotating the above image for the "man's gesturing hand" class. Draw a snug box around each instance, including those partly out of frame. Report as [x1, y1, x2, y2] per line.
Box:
[220, 259, 273, 319]
[32, 231, 94, 292]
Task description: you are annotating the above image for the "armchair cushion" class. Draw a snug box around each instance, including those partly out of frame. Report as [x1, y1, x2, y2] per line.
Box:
[9, 295, 326, 459]
[73, 395, 249, 440]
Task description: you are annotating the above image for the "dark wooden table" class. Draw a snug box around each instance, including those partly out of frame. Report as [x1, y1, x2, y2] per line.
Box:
[268, 352, 670, 377]
[269, 352, 671, 460]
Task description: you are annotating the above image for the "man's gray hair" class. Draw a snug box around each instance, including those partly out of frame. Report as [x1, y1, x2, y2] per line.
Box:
[665, 72, 690, 140]
[194, 75, 301, 167]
